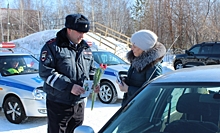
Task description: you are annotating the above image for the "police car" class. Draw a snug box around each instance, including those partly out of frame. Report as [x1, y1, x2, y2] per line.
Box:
[0, 43, 46, 124]
[91, 46, 130, 104]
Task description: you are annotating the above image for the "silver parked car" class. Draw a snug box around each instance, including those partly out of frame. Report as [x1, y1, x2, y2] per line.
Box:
[92, 50, 129, 104]
[75, 65, 220, 133]
[0, 52, 46, 124]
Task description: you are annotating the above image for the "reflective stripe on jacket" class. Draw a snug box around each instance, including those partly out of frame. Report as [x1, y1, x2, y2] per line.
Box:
[39, 28, 96, 105]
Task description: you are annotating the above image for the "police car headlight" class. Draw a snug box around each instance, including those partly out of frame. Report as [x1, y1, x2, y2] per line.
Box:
[32, 87, 46, 100]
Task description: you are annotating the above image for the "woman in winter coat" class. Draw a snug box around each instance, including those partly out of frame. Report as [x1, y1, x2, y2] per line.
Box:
[117, 30, 166, 106]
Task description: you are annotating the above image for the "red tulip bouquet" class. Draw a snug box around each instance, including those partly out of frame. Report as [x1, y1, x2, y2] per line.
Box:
[91, 64, 107, 110]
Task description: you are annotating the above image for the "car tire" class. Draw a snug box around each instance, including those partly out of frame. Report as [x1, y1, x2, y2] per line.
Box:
[3, 96, 27, 124]
[174, 60, 183, 70]
[98, 81, 117, 104]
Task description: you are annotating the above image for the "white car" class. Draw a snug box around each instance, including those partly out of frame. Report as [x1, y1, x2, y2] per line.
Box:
[0, 48, 46, 124]
[92, 50, 130, 104]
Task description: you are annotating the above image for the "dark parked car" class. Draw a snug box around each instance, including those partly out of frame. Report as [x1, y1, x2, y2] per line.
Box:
[173, 42, 220, 69]
[74, 65, 220, 133]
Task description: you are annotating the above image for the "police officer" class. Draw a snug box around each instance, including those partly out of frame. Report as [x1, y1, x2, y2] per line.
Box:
[39, 13, 100, 133]
[7, 59, 24, 74]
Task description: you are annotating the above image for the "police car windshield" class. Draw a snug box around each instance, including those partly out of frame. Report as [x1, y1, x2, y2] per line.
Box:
[92, 51, 128, 65]
[0, 55, 39, 76]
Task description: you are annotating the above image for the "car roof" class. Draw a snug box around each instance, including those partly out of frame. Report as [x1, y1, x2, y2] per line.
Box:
[0, 52, 30, 56]
[92, 50, 110, 53]
[91, 48, 109, 52]
[153, 65, 220, 83]
[195, 42, 220, 46]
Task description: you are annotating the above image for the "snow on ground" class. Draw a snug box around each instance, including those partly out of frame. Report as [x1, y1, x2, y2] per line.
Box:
[0, 63, 174, 133]
[0, 98, 121, 133]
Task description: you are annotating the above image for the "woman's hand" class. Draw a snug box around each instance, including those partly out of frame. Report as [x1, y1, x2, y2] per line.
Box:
[116, 80, 128, 93]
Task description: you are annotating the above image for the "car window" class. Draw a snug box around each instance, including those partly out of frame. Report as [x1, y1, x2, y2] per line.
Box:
[206, 87, 220, 93]
[101, 82, 220, 133]
[212, 44, 220, 54]
[162, 88, 187, 119]
[0, 55, 39, 76]
[23, 56, 39, 69]
[102, 86, 163, 133]
[189, 45, 200, 54]
[200, 45, 212, 54]
[92, 52, 127, 65]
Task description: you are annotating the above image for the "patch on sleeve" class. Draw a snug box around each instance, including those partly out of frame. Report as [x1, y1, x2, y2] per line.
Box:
[41, 51, 47, 62]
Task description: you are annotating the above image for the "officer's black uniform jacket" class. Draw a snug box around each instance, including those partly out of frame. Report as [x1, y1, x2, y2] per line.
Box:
[39, 28, 96, 105]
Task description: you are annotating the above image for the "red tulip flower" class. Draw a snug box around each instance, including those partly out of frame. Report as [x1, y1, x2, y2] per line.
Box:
[91, 64, 107, 110]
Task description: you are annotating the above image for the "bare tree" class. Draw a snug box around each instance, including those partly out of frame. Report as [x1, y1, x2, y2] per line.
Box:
[209, 0, 220, 41]
[2, 0, 220, 51]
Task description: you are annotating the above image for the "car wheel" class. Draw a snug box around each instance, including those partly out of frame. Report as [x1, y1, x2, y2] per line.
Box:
[174, 61, 183, 70]
[98, 81, 117, 104]
[3, 96, 27, 124]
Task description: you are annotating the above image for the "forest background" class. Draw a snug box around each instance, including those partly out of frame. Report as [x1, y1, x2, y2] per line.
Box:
[0, 0, 220, 52]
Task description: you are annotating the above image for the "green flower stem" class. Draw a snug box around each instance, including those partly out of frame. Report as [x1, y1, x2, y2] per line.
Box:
[91, 89, 96, 110]
[91, 68, 104, 110]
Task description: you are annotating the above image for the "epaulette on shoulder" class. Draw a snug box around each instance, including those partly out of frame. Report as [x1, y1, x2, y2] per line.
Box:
[46, 38, 56, 45]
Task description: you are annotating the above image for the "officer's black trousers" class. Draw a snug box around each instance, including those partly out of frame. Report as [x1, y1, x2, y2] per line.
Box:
[46, 99, 84, 133]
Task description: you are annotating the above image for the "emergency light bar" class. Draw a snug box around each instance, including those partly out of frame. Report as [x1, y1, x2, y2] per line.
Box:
[87, 41, 93, 47]
[0, 42, 15, 48]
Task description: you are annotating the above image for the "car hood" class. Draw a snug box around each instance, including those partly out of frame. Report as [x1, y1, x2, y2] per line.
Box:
[101, 64, 130, 78]
[175, 53, 186, 58]
[0, 74, 44, 91]
[105, 64, 130, 72]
